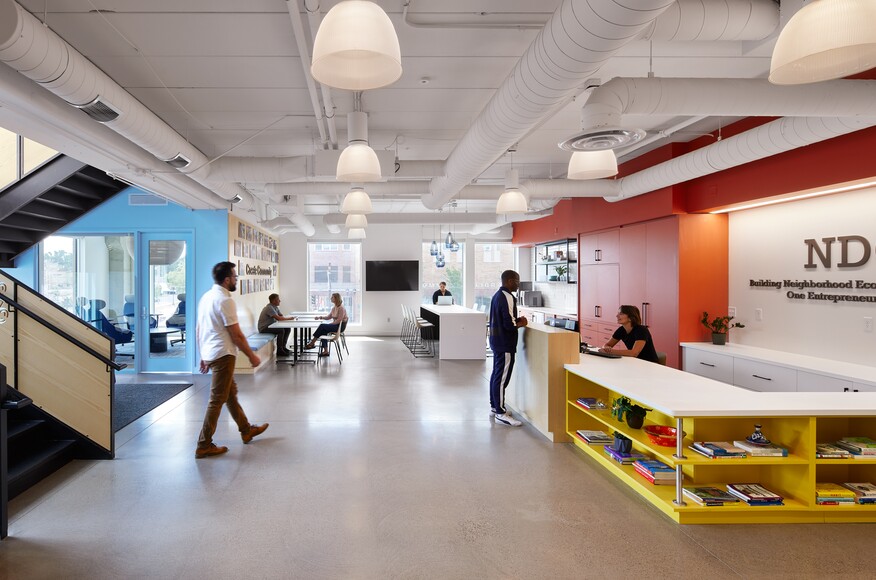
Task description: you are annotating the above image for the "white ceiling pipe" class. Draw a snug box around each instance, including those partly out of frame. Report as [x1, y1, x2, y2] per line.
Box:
[287, 212, 317, 237]
[304, 1, 339, 147]
[0, 60, 235, 211]
[285, 0, 330, 148]
[640, 0, 778, 41]
[265, 179, 618, 199]
[206, 156, 309, 183]
[393, 160, 446, 179]
[323, 212, 504, 226]
[611, 115, 876, 202]
[0, 0, 255, 209]
[580, 78, 876, 132]
[420, 0, 683, 209]
[468, 204, 558, 236]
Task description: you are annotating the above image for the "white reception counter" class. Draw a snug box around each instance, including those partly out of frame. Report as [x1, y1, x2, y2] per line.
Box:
[419, 304, 486, 360]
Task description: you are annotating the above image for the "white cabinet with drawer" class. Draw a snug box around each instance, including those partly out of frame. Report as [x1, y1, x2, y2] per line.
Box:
[797, 371, 853, 393]
[683, 348, 733, 384]
[733, 358, 797, 392]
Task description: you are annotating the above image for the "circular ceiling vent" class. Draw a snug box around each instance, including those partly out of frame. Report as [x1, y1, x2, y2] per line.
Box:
[558, 128, 646, 152]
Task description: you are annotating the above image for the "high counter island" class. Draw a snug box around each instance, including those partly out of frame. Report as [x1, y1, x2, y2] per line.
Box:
[566, 355, 876, 524]
[419, 304, 486, 360]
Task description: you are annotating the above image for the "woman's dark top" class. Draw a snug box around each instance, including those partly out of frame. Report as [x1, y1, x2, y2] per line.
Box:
[612, 324, 659, 363]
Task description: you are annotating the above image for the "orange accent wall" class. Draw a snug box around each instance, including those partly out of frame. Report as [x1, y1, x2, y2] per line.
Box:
[678, 214, 729, 345]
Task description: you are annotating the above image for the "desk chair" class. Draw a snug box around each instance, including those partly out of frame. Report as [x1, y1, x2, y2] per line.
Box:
[123, 294, 158, 331]
[656, 351, 668, 366]
[166, 293, 186, 346]
[89, 299, 134, 357]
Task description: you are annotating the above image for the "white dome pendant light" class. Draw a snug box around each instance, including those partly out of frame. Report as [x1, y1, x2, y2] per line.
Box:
[770, 0, 876, 85]
[337, 111, 381, 182]
[311, 0, 403, 91]
[496, 168, 527, 214]
[345, 214, 368, 228]
[341, 186, 373, 214]
[567, 150, 618, 180]
[348, 227, 367, 239]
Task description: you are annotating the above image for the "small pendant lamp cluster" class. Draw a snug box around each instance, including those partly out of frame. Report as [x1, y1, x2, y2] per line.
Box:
[310, 0, 403, 240]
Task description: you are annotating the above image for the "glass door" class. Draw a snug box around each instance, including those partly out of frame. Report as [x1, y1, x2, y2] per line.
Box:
[139, 232, 193, 372]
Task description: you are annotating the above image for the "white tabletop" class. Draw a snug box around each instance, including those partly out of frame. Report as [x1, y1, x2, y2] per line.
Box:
[269, 319, 323, 328]
[420, 304, 483, 315]
[565, 354, 876, 417]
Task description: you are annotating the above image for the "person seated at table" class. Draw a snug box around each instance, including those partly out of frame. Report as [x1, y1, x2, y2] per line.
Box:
[601, 304, 660, 363]
[305, 292, 347, 357]
[432, 281, 452, 304]
[258, 293, 295, 356]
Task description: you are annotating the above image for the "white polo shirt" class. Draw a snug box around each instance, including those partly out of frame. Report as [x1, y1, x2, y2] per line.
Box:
[197, 284, 238, 362]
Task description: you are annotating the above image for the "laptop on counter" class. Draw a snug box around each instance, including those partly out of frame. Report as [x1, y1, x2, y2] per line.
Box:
[436, 296, 453, 305]
[581, 344, 622, 359]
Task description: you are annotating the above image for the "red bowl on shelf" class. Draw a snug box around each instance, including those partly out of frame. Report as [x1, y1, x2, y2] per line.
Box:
[643, 425, 685, 447]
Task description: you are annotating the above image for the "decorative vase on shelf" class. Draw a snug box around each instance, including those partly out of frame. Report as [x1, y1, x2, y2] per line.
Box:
[711, 332, 727, 345]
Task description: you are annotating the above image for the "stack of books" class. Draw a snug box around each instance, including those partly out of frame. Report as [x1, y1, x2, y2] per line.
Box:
[575, 397, 606, 410]
[732, 440, 788, 457]
[689, 441, 747, 459]
[575, 430, 613, 445]
[841, 482, 876, 504]
[683, 486, 741, 506]
[633, 459, 676, 485]
[835, 437, 876, 459]
[603, 445, 647, 465]
[726, 483, 784, 506]
[815, 443, 852, 459]
[815, 483, 857, 505]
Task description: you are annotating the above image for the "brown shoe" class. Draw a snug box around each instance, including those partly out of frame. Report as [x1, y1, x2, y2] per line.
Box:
[195, 444, 228, 459]
[242, 423, 269, 444]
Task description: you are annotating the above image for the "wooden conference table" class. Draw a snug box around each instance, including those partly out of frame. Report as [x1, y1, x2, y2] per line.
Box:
[269, 314, 324, 365]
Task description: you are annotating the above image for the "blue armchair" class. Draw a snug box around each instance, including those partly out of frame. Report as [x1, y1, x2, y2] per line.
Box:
[123, 294, 157, 331]
[89, 299, 134, 356]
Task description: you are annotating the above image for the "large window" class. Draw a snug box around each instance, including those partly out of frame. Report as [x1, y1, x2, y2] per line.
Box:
[421, 242, 464, 305]
[473, 242, 515, 310]
[0, 127, 58, 191]
[307, 242, 362, 323]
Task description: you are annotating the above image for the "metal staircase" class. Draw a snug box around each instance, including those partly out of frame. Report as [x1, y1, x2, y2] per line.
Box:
[0, 155, 127, 267]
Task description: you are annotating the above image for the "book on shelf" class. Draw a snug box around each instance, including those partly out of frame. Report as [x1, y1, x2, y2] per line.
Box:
[575, 397, 606, 410]
[815, 483, 857, 499]
[688, 444, 746, 460]
[816, 498, 856, 505]
[634, 468, 676, 485]
[726, 483, 784, 505]
[842, 483, 876, 500]
[815, 443, 852, 458]
[836, 437, 876, 456]
[633, 459, 675, 476]
[732, 440, 788, 457]
[603, 445, 647, 465]
[575, 430, 613, 444]
[683, 486, 741, 506]
[692, 442, 748, 457]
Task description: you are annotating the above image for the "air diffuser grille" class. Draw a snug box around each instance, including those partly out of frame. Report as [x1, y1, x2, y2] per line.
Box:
[72, 96, 121, 123]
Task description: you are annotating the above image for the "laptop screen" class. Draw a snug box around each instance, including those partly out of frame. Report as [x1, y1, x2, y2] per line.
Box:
[436, 296, 453, 305]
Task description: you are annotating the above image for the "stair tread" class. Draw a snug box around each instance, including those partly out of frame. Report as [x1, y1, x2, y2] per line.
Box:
[8, 439, 76, 480]
[7, 419, 44, 439]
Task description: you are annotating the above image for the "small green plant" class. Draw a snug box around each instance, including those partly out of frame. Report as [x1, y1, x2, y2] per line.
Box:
[701, 311, 745, 334]
[554, 265, 568, 278]
[611, 396, 650, 423]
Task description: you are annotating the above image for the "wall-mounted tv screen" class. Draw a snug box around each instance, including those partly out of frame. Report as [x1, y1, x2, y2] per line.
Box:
[365, 260, 419, 291]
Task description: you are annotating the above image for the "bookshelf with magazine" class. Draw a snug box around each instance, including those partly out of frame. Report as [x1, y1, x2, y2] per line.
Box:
[564, 355, 876, 524]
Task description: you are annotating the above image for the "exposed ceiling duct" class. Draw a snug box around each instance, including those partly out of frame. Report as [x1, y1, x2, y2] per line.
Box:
[420, 0, 780, 210]
[0, 0, 255, 209]
[612, 115, 876, 202]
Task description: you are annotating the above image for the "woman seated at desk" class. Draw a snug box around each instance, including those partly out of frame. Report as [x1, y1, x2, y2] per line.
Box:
[601, 305, 659, 363]
[305, 292, 348, 356]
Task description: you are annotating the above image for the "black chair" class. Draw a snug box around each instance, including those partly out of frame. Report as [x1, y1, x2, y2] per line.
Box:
[166, 293, 186, 346]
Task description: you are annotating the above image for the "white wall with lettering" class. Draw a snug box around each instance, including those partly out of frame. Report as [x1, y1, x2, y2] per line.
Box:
[728, 187, 876, 366]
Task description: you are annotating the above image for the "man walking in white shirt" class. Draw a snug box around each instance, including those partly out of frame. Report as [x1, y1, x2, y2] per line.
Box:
[195, 261, 268, 458]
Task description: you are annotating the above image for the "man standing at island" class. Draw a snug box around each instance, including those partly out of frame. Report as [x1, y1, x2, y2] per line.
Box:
[195, 261, 268, 458]
[488, 269, 528, 427]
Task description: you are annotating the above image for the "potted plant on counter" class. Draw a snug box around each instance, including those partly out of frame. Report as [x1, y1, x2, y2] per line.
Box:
[554, 265, 568, 281]
[611, 396, 651, 429]
[701, 311, 745, 345]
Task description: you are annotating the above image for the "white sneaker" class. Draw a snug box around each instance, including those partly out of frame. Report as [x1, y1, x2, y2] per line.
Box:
[489, 410, 511, 417]
[493, 413, 521, 427]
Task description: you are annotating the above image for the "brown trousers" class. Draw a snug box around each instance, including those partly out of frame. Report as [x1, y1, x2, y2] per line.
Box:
[197, 354, 250, 449]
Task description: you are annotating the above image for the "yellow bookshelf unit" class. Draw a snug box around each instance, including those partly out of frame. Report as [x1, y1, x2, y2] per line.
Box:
[566, 356, 876, 524]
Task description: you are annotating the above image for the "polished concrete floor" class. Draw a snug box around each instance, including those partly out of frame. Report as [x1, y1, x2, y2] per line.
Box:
[3, 337, 875, 579]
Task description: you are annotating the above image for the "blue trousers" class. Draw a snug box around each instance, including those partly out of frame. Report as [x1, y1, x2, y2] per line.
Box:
[313, 322, 340, 348]
[489, 351, 515, 414]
